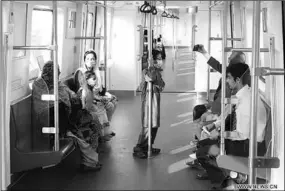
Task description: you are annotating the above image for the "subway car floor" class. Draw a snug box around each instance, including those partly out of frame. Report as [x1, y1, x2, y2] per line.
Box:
[10, 48, 213, 190]
[162, 48, 196, 92]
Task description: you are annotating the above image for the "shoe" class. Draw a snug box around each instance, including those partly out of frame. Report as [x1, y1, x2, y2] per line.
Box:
[110, 132, 116, 136]
[152, 148, 161, 154]
[133, 151, 148, 159]
[196, 172, 209, 180]
[99, 135, 112, 143]
[80, 163, 102, 172]
[133, 146, 144, 153]
[187, 160, 204, 170]
[230, 171, 247, 184]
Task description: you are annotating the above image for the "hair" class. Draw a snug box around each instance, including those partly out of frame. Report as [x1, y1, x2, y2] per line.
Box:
[41, 60, 60, 90]
[83, 50, 97, 62]
[230, 51, 246, 65]
[157, 38, 161, 42]
[85, 70, 96, 81]
[226, 62, 250, 85]
[193, 104, 207, 121]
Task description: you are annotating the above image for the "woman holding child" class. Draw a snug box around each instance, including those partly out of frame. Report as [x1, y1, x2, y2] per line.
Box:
[75, 50, 117, 138]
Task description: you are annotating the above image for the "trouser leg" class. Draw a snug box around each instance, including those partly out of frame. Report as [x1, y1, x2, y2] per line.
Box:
[135, 127, 158, 151]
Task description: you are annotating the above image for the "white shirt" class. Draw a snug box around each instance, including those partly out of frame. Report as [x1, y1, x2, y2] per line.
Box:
[230, 85, 267, 142]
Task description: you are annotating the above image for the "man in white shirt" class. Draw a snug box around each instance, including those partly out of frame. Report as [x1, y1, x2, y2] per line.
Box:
[195, 63, 267, 188]
[208, 62, 266, 157]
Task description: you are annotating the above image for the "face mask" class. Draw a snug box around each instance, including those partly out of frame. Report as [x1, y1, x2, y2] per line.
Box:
[157, 60, 163, 67]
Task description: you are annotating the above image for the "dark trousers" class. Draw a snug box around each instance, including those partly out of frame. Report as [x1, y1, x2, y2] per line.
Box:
[197, 138, 218, 149]
[135, 128, 158, 150]
[197, 139, 266, 184]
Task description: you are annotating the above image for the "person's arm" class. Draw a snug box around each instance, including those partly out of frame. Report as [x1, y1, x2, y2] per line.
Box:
[196, 44, 223, 73]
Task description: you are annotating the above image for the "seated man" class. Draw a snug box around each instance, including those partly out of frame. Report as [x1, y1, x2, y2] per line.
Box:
[196, 63, 267, 189]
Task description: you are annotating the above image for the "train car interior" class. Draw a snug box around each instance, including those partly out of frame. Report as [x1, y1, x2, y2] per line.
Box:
[1, 0, 284, 190]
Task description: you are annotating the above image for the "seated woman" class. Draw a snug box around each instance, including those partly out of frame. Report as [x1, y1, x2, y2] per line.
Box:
[32, 61, 102, 171]
[75, 50, 117, 135]
[78, 70, 113, 139]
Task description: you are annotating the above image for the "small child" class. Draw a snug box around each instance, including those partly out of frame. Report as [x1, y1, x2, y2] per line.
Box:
[192, 104, 219, 141]
[80, 71, 113, 137]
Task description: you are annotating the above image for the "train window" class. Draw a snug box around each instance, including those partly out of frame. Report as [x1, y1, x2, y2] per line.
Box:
[13, 2, 28, 59]
[68, 11, 76, 28]
[29, 8, 53, 79]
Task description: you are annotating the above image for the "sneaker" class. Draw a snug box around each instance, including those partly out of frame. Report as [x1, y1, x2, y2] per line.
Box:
[230, 171, 247, 184]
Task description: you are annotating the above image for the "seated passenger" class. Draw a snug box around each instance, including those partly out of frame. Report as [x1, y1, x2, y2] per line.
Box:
[76, 50, 117, 135]
[133, 59, 165, 159]
[78, 70, 113, 138]
[32, 61, 102, 171]
[195, 63, 267, 189]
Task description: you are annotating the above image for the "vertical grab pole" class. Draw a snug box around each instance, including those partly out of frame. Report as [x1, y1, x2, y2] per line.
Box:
[269, 37, 275, 157]
[172, 14, 175, 61]
[147, 1, 153, 158]
[207, 1, 212, 101]
[84, 2, 89, 53]
[0, 1, 3, 189]
[52, 1, 59, 151]
[192, 25, 197, 60]
[220, 1, 228, 155]
[104, 1, 107, 88]
[249, 1, 261, 185]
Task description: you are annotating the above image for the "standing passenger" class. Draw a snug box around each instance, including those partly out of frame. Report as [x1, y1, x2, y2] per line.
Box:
[133, 60, 165, 159]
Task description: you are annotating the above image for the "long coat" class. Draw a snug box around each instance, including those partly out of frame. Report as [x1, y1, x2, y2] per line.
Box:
[140, 66, 165, 128]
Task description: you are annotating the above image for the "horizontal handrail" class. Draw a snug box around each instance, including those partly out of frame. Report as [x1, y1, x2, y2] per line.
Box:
[13, 45, 55, 50]
[224, 47, 269, 52]
[74, 36, 104, 40]
[210, 37, 242, 41]
[255, 67, 285, 76]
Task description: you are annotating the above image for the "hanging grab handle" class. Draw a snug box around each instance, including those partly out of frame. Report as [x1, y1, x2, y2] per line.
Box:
[161, 11, 168, 17]
[140, 1, 152, 13]
[151, 6, 157, 15]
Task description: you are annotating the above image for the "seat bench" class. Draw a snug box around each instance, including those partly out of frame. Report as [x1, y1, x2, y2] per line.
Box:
[10, 95, 75, 173]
